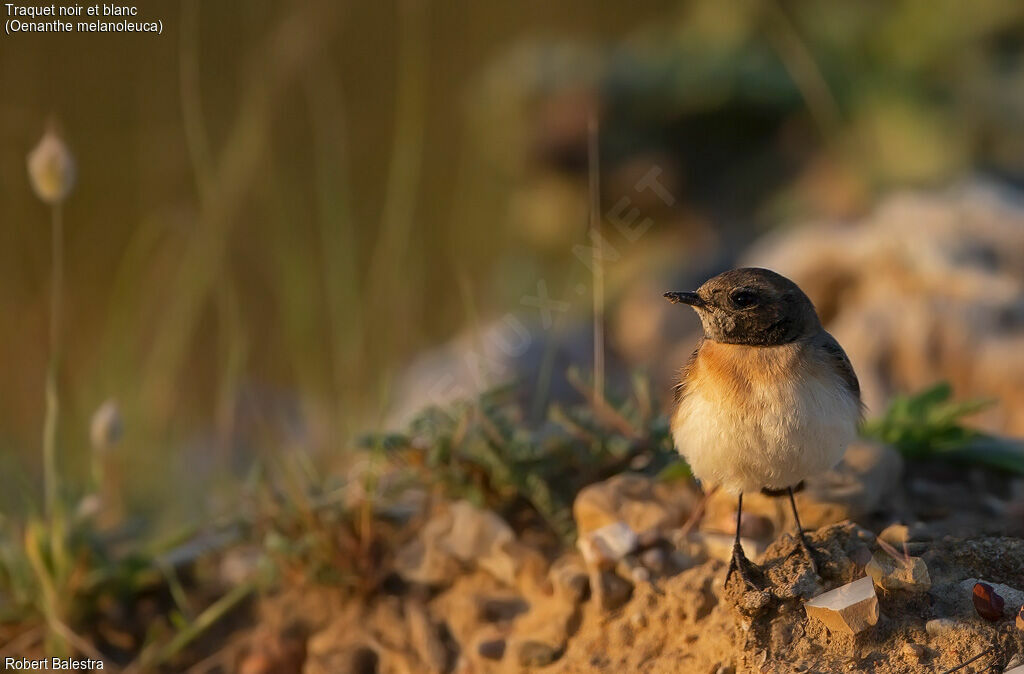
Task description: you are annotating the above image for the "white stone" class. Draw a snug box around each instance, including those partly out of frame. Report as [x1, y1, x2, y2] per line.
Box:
[804, 577, 879, 636]
[578, 521, 637, 567]
[925, 618, 958, 637]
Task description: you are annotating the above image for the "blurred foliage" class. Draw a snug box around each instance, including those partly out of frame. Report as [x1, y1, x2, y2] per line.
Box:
[361, 371, 682, 542]
[862, 382, 1024, 474]
[0, 499, 158, 657]
[4, 0, 1024, 524]
[3, 5, 1024, 647]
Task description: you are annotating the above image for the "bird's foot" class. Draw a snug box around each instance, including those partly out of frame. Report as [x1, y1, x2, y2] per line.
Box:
[725, 541, 761, 591]
[790, 531, 820, 576]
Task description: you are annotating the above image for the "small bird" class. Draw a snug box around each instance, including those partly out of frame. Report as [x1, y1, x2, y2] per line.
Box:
[665, 268, 862, 587]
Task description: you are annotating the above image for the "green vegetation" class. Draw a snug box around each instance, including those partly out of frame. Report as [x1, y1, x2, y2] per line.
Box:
[862, 381, 1024, 474]
[361, 371, 681, 543]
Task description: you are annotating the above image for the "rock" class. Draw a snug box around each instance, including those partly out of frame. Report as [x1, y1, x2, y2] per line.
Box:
[506, 595, 578, 665]
[616, 555, 651, 584]
[549, 554, 590, 604]
[447, 501, 517, 578]
[972, 582, 1005, 621]
[477, 638, 506, 660]
[640, 547, 668, 575]
[924, 618, 958, 637]
[703, 442, 903, 537]
[394, 509, 462, 585]
[573, 473, 698, 536]
[865, 552, 931, 592]
[878, 521, 933, 546]
[592, 569, 633, 611]
[578, 521, 638, 568]
[517, 640, 564, 667]
[901, 643, 927, 663]
[878, 524, 909, 546]
[747, 181, 1024, 435]
[849, 544, 873, 568]
[804, 577, 879, 636]
[958, 578, 1024, 620]
[395, 500, 527, 586]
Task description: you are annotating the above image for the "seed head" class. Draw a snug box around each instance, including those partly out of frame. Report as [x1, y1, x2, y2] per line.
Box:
[27, 123, 76, 204]
[90, 399, 123, 453]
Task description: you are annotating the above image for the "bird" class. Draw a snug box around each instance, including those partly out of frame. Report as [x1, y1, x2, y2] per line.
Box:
[664, 267, 862, 588]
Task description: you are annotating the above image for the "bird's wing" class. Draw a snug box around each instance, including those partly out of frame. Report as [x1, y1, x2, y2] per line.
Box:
[816, 331, 862, 408]
[672, 338, 703, 404]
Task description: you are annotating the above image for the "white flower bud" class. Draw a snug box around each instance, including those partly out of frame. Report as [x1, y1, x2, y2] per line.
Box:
[27, 125, 76, 204]
[90, 399, 123, 453]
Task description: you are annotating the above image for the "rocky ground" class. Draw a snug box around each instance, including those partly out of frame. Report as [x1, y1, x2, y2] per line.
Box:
[230, 441, 1024, 674]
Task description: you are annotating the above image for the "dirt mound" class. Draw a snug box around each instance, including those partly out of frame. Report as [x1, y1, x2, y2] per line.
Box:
[554, 524, 1024, 673]
[264, 521, 1024, 674]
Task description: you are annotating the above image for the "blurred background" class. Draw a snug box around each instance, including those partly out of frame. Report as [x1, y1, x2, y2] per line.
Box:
[4, 0, 1024, 533]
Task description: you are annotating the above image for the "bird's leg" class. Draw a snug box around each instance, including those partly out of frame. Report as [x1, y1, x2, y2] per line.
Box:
[787, 486, 819, 575]
[725, 492, 759, 589]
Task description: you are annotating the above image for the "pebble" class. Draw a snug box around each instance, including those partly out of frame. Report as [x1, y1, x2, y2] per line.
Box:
[593, 569, 633, 611]
[517, 640, 563, 667]
[477, 639, 506, 661]
[972, 582, 1005, 621]
[579, 521, 638, 568]
[924, 618, 957, 637]
[550, 555, 590, 604]
[902, 643, 926, 663]
[640, 547, 668, 575]
[865, 552, 931, 592]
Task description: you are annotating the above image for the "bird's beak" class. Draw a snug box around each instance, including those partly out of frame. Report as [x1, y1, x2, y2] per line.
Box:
[664, 291, 705, 307]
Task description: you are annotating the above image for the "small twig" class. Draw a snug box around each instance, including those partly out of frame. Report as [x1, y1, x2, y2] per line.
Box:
[548, 404, 600, 442]
[761, 0, 842, 138]
[566, 369, 639, 438]
[587, 112, 605, 408]
[184, 640, 242, 674]
[940, 646, 993, 674]
[145, 581, 256, 669]
[678, 485, 717, 538]
[875, 536, 911, 569]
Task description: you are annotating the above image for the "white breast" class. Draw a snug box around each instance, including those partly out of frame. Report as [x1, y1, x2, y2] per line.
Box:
[671, 341, 859, 495]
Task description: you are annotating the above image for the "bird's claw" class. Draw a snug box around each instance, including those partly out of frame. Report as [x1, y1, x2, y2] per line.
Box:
[725, 541, 760, 591]
[790, 532, 819, 576]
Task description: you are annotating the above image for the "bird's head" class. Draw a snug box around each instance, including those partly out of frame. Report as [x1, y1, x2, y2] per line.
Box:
[664, 267, 820, 345]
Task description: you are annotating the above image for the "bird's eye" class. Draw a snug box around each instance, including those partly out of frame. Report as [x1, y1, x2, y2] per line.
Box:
[730, 289, 758, 308]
